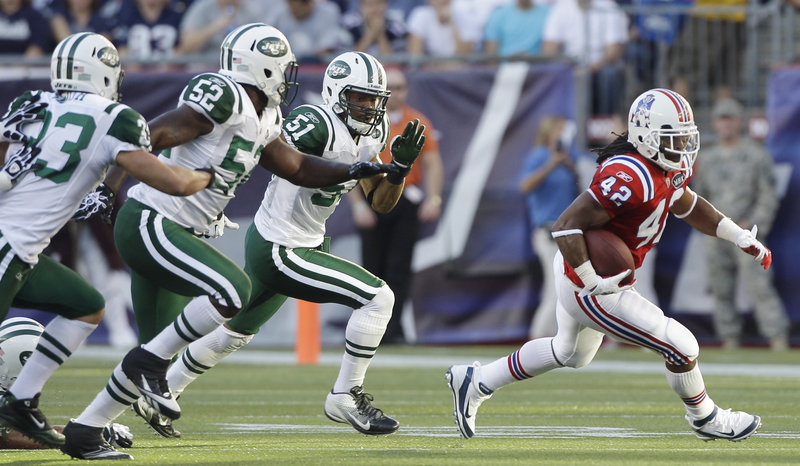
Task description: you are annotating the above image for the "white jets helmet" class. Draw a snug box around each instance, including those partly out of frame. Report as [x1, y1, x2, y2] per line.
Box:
[322, 51, 390, 136]
[219, 23, 299, 108]
[0, 317, 44, 392]
[51, 32, 124, 102]
[627, 88, 699, 172]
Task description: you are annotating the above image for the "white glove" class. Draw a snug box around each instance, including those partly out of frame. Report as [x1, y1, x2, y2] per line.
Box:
[734, 225, 772, 270]
[196, 213, 239, 238]
[102, 422, 133, 448]
[574, 261, 633, 298]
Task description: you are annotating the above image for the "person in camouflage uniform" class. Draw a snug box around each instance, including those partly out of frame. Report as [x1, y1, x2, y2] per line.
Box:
[692, 98, 789, 350]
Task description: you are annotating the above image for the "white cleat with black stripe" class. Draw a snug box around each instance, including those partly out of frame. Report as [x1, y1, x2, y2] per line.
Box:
[688, 406, 761, 441]
[446, 362, 493, 439]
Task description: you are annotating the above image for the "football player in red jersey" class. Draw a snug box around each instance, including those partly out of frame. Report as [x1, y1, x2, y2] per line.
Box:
[447, 88, 769, 442]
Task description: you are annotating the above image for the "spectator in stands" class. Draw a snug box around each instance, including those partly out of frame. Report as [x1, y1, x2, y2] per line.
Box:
[270, 0, 346, 63]
[692, 98, 789, 351]
[406, 0, 471, 64]
[112, 0, 183, 61]
[176, 0, 260, 56]
[483, 0, 551, 58]
[0, 0, 53, 56]
[449, 0, 511, 53]
[348, 67, 444, 344]
[669, 0, 746, 101]
[342, 0, 407, 56]
[50, 0, 111, 42]
[624, 0, 691, 94]
[519, 116, 578, 339]
[542, 0, 628, 116]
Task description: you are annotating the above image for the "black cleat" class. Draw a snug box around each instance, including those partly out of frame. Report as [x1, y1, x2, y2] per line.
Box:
[131, 397, 181, 438]
[121, 346, 180, 420]
[0, 392, 64, 447]
[61, 421, 132, 460]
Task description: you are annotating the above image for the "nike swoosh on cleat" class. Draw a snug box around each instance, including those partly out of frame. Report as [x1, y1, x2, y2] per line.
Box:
[343, 411, 371, 431]
[30, 416, 46, 430]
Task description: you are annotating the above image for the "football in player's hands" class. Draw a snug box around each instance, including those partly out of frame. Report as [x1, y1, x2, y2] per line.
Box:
[584, 229, 635, 286]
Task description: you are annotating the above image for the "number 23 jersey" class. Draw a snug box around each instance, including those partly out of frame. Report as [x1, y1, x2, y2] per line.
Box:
[254, 104, 389, 248]
[128, 73, 281, 232]
[0, 91, 149, 264]
[587, 152, 693, 269]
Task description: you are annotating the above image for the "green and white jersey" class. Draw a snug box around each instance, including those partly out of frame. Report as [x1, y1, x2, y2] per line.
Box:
[128, 72, 282, 232]
[0, 91, 149, 264]
[254, 104, 389, 248]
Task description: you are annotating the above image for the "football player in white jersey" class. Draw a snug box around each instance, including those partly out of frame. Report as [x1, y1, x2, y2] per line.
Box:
[61, 26, 400, 458]
[128, 51, 426, 438]
[0, 32, 213, 452]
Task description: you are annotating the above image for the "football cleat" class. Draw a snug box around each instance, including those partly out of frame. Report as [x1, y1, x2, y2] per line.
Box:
[324, 386, 399, 435]
[0, 392, 65, 447]
[131, 397, 182, 438]
[121, 346, 181, 420]
[446, 362, 494, 439]
[61, 421, 133, 460]
[688, 406, 761, 441]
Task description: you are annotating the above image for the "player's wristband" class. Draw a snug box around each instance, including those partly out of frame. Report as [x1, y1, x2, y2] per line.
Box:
[716, 217, 744, 243]
[573, 260, 599, 290]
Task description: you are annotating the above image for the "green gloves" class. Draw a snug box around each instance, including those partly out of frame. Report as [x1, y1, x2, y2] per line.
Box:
[386, 118, 426, 185]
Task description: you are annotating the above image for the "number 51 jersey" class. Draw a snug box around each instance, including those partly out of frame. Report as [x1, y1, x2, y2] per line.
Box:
[254, 104, 389, 248]
[128, 73, 282, 232]
[0, 91, 150, 264]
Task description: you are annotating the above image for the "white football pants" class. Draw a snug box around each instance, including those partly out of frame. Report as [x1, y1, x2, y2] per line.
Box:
[551, 251, 699, 368]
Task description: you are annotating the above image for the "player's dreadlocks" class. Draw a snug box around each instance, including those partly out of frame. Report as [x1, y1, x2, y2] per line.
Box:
[591, 131, 638, 164]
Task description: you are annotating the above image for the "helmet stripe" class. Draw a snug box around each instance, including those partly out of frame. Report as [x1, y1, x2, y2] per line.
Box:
[65, 32, 92, 80]
[355, 52, 374, 84]
[54, 36, 72, 80]
[224, 23, 262, 71]
[0, 329, 42, 339]
[654, 89, 687, 123]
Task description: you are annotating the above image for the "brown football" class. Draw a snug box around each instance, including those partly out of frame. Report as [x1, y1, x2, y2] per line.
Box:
[584, 229, 635, 285]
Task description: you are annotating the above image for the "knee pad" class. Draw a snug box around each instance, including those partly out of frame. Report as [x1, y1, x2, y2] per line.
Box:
[552, 330, 603, 369]
[212, 325, 254, 354]
[664, 318, 699, 363]
[350, 285, 394, 334]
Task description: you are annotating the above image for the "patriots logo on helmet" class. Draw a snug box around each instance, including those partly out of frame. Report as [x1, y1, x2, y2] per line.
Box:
[630, 94, 656, 129]
[327, 61, 351, 79]
[256, 37, 288, 58]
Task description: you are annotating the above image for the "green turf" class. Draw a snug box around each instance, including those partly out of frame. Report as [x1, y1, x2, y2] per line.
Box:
[1, 345, 797, 464]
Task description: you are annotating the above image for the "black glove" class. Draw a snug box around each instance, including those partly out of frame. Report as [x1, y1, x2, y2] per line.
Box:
[0, 142, 41, 191]
[348, 161, 400, 179]
[73, 183, 116, 224]
[1, 90, 46, 145]
[386, 118, 426, 185]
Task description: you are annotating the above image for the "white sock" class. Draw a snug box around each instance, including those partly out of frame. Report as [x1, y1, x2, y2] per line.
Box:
[75, 363, 136, 427]
[480, 338, 560, 391]
[143, 296, 228, 360]
[665, 361, 715, 419]
[168, 325, 252, 396]
[333, 288, 392, 393]
[10, 317, 97, 399]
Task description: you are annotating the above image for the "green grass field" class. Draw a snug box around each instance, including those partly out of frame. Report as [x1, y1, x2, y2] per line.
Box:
[2, 345, 798, 465]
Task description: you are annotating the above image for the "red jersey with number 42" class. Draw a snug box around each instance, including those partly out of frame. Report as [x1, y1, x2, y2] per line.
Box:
[586, 152, 692, 269]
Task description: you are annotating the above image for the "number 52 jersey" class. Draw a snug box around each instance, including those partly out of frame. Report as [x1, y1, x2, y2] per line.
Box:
[254, 104, 389, 248]
[128, 73, 282, 232]
[0, 91, 150, 264]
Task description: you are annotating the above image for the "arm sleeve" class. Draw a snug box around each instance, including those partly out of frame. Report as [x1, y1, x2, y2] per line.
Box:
[281, 106, 330, 157]
[179, 74, 239, 125]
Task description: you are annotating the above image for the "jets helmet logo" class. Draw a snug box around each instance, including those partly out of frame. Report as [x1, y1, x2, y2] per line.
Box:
[19, 350, 32, 366]
[97, 47, 120, 67]
[257, 37, 288, 57]
[630, 93, 656, 129]
[327, 61, 351, 80]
